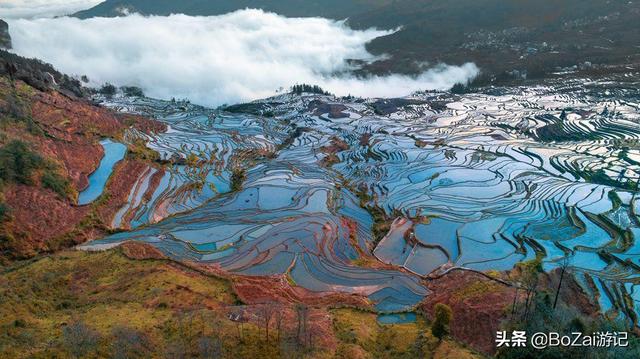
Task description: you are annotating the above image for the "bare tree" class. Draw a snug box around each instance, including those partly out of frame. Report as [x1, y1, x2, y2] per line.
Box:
[258, 302, 276, 342]
[198, 336, 223, 359]
[165, 340, 188, 359]
[510, 283, 520, 321]
[62, 320, 101, 359]
[295, 304, 310, 348]
[553, 255, 572, 310]
[111, 326, 152, 359]
[196, 311, 224, 359]
[522, 270, 539, 321]
[279, 336, 300, 359]
[274, 305, 284, 343]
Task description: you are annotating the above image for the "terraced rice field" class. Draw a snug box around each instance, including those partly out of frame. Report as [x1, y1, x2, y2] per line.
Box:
[78, 139, 127, 205]
[81, 79, 640, 322]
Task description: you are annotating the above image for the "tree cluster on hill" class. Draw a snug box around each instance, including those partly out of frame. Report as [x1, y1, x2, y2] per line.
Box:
[96, 84, 145, 98]
[0, 246, 481, 358]
[290, 84, 330, 96]
[98, 83, 117, 97]
[498, 293, 640, 358]
[450, 82, 470, 94]
[121, 86, 144, 97]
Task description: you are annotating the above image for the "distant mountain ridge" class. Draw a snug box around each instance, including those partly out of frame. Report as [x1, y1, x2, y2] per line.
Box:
[73, 0, 640, 84]
[73, 0, 390, 20]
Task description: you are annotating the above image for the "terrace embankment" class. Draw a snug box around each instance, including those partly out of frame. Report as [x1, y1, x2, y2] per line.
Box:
[125, 241, 373, 309]
[0, 76, 165, 262]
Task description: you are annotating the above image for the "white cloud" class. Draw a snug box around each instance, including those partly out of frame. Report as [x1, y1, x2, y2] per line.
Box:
[0, 0, 103, 19]
[7, 10, 479, 107]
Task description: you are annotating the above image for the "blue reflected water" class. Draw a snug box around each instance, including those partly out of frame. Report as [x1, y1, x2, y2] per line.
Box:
[83, 85, 640, 321]
[78, 139, 127, 205]
[377, 312, 417, 324]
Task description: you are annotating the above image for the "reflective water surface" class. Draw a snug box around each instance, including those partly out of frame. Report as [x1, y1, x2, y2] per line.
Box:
[78, 139, 127, 205]
[81, 81, 640, 319]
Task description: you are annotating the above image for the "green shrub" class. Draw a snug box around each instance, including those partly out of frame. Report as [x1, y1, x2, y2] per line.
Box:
[0, 140, 44, 185]
[0, 202, 8, 222]
[121, 86, 144, 97]
[99, 83, 117, 97]
[230, 168, 246, 192]
[431, 303, 452, 341]
[127, 138, 160, 161]
[13, 319, 26, 328]
[41, 171, 72, 198]
[450, 82, 469, 94]
[0, 140, 72, 197]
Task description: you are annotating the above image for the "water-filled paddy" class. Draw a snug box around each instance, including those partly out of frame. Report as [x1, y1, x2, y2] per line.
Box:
[78, 139, 127, 205]
[377, 312, 418, 325]
[82, 82, 640, 320]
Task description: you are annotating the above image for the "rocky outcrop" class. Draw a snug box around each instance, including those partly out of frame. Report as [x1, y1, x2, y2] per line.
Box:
[0, 19, 10, 49]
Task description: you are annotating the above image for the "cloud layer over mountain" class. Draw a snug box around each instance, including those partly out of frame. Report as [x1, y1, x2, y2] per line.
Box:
[8, 10, 479, 106]
[0, 0, 103, 19]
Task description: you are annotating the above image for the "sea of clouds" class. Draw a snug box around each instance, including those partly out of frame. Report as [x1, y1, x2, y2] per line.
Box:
[7, 9, 479, 107]
[0, 0, 103, 19]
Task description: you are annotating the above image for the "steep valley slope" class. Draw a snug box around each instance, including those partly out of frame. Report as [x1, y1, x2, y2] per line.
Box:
[0, 54, 164, 261]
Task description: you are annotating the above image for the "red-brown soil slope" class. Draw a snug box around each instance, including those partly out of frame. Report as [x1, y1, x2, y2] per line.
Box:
[0, 77, 165, 261]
